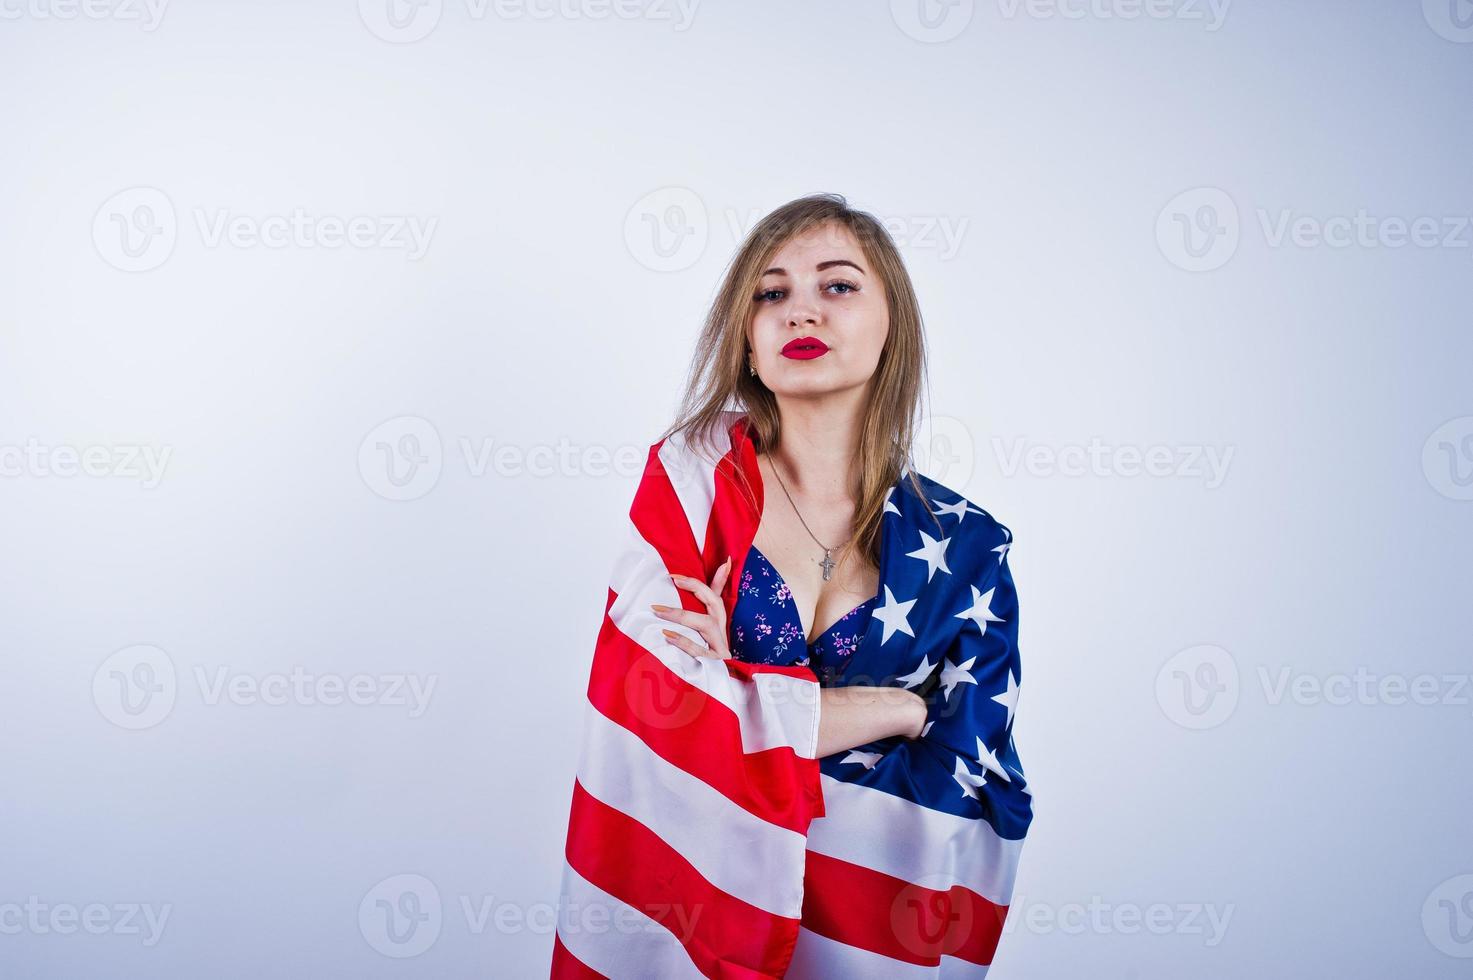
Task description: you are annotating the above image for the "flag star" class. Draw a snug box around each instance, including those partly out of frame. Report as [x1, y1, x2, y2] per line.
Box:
[939, 655, 978, 700]
[905, 530, 952, 581]
[883, 486, 901, 516]
[991, 668, 1020, 728]
[1009, 766, 1032, 795]
[841, 750, 883, 769]
[934, 498, 988, 524]
[894, 653, 937, 690]
[872, 586, 917, 645]
[974, 736, 1012, 782]
[920, 720, 934, 738]
[992, 540, 1010, 564]
[953, 585, 1004, 636]
[952, 757, 988, 800]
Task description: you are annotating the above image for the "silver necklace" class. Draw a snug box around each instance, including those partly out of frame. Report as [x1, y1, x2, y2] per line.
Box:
[768, 456, 847, 581]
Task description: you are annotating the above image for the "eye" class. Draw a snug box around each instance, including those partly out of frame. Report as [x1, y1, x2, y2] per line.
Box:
[754, 287, 785, 303]
[825, 279, 859, 295]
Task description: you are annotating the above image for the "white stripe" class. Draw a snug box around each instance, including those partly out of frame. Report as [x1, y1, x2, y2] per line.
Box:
[656, 422, 731, 554]
[787, 925, 993, 978]
[554, 860, 704, 979]
[606, 517, 820, 758]
[576, 705, 809, 918]
[787, 926, 994, 979]
[806, 776, 1023, 908]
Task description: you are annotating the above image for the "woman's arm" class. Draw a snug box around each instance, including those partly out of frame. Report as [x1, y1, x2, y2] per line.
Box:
[654, 563, 926, 757]
[816, 685, 926, 758]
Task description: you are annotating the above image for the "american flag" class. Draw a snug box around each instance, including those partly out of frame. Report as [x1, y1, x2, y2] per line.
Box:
[552, 411, 1032, 978]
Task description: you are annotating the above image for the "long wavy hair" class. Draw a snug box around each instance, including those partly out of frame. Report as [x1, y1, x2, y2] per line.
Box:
[658, 192, 942, 571]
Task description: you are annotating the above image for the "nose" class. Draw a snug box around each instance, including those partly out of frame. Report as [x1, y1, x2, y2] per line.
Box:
[786, 299, 819, 330]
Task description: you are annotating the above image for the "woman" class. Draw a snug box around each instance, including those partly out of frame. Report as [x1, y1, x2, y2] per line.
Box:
[553, 194, 1032, 979]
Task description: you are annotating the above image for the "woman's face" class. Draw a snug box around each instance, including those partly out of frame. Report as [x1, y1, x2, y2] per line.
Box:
[747, 221, 889, 400]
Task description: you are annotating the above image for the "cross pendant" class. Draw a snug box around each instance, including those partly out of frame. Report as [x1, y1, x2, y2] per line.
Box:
[819, 549, 835, 581]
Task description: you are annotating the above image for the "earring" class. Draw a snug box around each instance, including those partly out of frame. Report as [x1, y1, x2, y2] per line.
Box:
[747, 352, 756, 377]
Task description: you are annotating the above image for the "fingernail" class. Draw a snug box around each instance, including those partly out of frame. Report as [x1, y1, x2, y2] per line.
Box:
[650, 603, 671, 612]
[661, 628, 678, 638]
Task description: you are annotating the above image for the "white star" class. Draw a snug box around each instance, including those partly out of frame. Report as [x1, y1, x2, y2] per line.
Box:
[975, 736, 1012, 782]
[894, 653, 937, 690]
[1009, 766, 1032, 795]
[905, 530, 952, 581]
[991, 668, 1020, 728]
[952, 757, 988, 800]
[871, 586, 917, 645]
[934, 498, 987, 523]
[953, 585, 1004, 636]
[992, 540, 1010, 564]
[920, 720, 934, 738]
[841, 750, 883, 769]
[883, 486, 901, 516]
[939, 655, 978, 700]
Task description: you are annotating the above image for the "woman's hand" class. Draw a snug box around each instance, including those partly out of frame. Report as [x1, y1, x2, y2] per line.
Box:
[653, 556, 733, 660]
[815, 686, 930, 758]
[902, 689, 929, 740]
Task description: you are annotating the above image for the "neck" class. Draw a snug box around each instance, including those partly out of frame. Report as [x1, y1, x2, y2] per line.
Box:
[765, 388, 866, 502]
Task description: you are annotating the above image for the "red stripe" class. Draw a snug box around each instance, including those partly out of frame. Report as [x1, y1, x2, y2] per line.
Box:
[628, 441, 710, 601]
[801, 850, 1009, 968]
[549, 932, 604, 980]
[584, 600, 824, 835]
[565, 779, 800, 979]
[705, 414, 762, 613]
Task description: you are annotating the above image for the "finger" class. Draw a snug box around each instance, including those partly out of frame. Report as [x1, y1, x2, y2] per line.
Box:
[662, 628, 716, 659]
[650, 605, 720, 650]
[670, 572, 723, 625]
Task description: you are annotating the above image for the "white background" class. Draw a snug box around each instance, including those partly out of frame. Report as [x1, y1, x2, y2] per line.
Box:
[2, 1, 1471, 976]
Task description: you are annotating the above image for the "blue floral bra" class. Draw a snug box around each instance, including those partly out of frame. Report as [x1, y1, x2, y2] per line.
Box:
[728, 543, 878, 685]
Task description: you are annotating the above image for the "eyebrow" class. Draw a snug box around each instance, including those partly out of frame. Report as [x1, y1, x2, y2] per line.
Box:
[760, 259, 866, 276]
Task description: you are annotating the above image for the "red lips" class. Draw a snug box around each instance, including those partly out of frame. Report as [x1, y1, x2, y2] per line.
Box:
[781, 336, 829, 359]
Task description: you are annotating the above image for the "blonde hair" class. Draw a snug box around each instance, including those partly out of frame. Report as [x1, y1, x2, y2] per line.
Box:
[659, 192, 942, 570]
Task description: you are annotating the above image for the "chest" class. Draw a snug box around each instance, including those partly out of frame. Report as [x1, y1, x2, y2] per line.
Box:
[750, 520, 879, 646]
